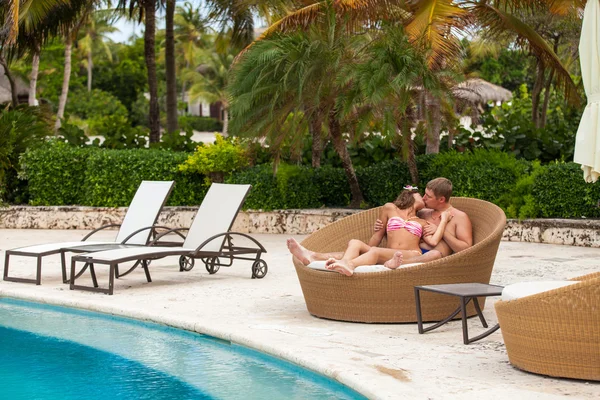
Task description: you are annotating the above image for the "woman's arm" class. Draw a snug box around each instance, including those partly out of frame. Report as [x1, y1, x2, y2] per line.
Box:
[422, 212, 453, 247]
[368, 204, 391, 246]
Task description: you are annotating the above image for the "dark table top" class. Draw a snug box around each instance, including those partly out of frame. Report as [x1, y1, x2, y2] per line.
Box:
[415, 283, 504, 297]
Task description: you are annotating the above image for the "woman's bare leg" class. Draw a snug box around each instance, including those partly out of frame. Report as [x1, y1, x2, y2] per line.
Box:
[286, 238, 354, 265]
[327, 247, 397, 276]
[384, 249, 434, 269]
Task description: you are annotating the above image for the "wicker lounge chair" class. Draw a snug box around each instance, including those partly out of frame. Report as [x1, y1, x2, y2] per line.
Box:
[69, 183, 267, 295]
[495, 272, 600, 381]
[292, 197, 506, 323]
[3, 181, 174, 285]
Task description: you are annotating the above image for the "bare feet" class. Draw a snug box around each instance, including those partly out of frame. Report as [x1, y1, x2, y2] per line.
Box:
[287, 238, 315, 265]
[383, 251, 403, 270]
[325, 257, 338, 267]
[325, 259, 354, 276]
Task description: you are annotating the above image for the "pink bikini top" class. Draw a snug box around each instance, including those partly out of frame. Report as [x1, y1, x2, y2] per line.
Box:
[387, 217, 423, 237]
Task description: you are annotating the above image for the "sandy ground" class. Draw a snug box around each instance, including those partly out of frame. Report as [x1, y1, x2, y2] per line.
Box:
[0, 229, 599, 399]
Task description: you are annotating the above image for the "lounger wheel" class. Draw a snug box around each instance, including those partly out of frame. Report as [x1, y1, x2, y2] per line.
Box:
[179, 255, 195, 271]
[252, 260, 268, 279]
[205, 257, 220, 274]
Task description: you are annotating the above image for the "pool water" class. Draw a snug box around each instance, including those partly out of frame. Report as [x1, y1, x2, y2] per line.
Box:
[0, 298, 366, 399]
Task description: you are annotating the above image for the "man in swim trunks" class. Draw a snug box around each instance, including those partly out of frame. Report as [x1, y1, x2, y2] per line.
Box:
[377, 177, 473, 267]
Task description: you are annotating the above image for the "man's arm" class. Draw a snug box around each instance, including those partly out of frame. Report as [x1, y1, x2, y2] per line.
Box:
[442, 213, 473, 253]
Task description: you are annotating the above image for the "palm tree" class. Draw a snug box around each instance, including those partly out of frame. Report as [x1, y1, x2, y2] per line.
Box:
[174, 2, 208, 101]
[338, 23, 453, 182]
[186, 45, 235, 135]
[78, 10, 118, 93]
[3, 0, 66, 44]
[116, 0, 160, 142]
[229, 10, 365, 207]
[165, 0, 178, 133]
[2, 0, 90, 108]
[253, 0, 583, 153]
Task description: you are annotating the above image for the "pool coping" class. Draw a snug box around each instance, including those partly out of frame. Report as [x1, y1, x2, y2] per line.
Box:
[0, 288, 380, 400]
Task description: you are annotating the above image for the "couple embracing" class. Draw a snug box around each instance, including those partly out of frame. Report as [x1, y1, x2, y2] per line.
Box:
[288, 178, 473, 276]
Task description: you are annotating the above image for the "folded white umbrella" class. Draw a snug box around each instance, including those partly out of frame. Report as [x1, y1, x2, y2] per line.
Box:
[574, 0, 600, 183]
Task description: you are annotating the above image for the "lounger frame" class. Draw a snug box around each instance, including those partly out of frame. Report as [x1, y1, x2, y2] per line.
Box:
[3, 182, 174, 285]
[69, 184, 267, 295]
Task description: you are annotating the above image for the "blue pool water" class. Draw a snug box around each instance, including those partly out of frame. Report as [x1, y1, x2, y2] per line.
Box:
[0, 298, 366, 399]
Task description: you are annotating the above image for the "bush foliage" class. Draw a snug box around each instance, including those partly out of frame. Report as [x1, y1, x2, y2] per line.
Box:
[18, 145, 600, 218]
[21, 142, 207, 207]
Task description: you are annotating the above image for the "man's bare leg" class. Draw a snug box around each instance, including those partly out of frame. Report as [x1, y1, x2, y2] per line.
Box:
[287, 238, 344, 265]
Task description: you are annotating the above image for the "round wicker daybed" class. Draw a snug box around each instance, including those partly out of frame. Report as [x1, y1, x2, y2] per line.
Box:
[495, 272, 600, 381]
[293, 197, 507, 323]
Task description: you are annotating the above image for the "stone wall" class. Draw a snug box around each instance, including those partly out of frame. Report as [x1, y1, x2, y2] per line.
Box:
[1, 206, 600, 247]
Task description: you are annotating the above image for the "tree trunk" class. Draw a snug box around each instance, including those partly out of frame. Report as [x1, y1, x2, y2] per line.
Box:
[0, 54, 19, 106]
[181, 60, 189, 102]
[540, 69, 554, 129]
[165, 0, 178, 133]
[531, 59, 545, 129]
[55, 36, 73, 131]
[222, 107, 229, 136]
[28, 44, 40, 106]
[87, 49, 93, 92]
[426, 96, 441, 154]
[398, 113, 419, 184]
[145, 0, 160, 143]
[328, 110, 363, 208]
[309, 112, 322, 168]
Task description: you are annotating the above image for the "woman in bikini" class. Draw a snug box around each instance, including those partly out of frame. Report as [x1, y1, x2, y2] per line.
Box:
[287, 187, 452, 276]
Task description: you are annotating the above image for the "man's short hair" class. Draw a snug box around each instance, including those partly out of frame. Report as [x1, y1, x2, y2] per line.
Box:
[427, 178, 452, 202]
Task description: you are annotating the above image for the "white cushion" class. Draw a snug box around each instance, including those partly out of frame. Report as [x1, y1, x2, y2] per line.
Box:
[307, 261, 423, 273]
[501, 281, 579, 301]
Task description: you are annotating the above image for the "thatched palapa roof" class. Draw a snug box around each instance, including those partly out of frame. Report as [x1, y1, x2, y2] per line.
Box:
[0, 64, 29, 104]
[453, 78, 512, 104]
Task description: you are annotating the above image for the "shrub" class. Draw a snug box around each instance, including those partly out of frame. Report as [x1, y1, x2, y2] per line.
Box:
[156, 128, 197, 152]
[21, 141, 96, 205]
[21, 144, 207, 206]
[88, 114, 149, 149]
[530, 162, 600, 218]
[0, 105, 53, 204]
[66, 89, 129, 121]
[228, 164, 321, 210]
[313, 166, 350, 207]
[420, 149, 530, 204]
[357, 160, 412, 207]
[178, 115, 223, 132]
[179, 135, 248, 182]
[82, 149, 207, 207]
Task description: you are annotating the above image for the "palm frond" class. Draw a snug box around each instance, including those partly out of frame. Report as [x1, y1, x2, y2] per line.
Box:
[474, 2, 580, 105]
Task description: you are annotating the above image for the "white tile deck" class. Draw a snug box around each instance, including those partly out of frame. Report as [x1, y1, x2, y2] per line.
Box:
[1, 229, 599, 399]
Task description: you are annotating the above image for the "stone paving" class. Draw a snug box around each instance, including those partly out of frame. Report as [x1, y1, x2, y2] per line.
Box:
[0, 229, 599, 399]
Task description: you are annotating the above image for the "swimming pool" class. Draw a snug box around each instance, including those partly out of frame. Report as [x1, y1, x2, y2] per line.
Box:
[0, 298, 367, 399]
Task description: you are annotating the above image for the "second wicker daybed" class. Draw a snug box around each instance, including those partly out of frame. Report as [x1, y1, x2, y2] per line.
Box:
[293, 197, 506, 323]
[495, 272, 600, 381]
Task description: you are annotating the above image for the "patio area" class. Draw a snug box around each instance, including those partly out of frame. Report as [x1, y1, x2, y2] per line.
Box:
[0, 229, 598, 399]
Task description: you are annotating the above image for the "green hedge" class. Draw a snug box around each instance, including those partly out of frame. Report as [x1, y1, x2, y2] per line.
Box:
[21, 141, 207, 207]
[419, 149, 531, 204]
[19, 144, 600, 219]
[531, 162, 600, 218]
[21, 141, 96, 205]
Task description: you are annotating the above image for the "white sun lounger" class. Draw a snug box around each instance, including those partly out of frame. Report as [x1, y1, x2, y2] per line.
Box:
[69, 183, 267, 295]
[3, 181, 174, 285]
